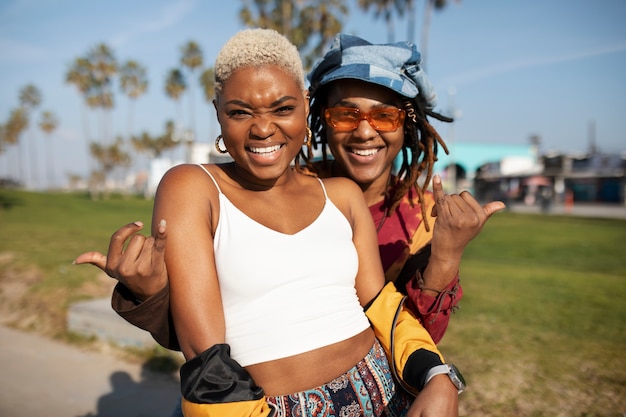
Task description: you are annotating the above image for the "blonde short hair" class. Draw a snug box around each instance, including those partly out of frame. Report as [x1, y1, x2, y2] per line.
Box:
[214, 28, 304, 93]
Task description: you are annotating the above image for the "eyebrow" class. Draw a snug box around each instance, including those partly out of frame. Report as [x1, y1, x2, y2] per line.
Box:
[224, 96, 298, 108]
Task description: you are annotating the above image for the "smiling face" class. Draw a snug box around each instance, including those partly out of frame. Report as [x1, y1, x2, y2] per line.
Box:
[324, 79, 406, 198]
[215, 64, 309, 184]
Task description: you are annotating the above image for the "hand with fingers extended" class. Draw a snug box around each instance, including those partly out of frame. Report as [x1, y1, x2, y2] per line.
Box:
[422, 175, 506, 293]
[73, 220, 169, 302]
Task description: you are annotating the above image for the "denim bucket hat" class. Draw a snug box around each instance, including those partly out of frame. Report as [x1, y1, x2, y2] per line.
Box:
[308, 34, 437, 109]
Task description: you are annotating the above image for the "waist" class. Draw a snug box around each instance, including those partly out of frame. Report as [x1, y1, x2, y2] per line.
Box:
[245, 327, 376, 396]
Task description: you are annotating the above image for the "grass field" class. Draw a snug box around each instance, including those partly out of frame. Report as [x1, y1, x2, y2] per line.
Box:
[1, 190, 625, 416]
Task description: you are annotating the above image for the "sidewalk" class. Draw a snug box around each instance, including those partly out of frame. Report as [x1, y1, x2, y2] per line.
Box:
[0, 325, 180, 417]
[506, 202, 626, 219]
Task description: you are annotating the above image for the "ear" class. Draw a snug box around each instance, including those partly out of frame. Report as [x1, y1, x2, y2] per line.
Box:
[303, 89, 310, 119]
[213, 98, 221, 124]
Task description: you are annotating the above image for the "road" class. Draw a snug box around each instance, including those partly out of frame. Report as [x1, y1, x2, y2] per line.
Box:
[0, 325, 180, 417]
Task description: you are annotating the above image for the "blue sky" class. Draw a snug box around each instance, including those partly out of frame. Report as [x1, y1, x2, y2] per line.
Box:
[1, 0, 625, 187]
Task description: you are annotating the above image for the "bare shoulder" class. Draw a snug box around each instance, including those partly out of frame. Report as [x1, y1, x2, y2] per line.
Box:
[320, 176, 362, 197]
[154, 164, 223, 213]
[158, 164, 217, 193]
[320, 177, 366, 216]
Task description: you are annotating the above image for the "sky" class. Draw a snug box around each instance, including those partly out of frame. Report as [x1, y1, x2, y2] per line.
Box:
[1, 0, 625, 189]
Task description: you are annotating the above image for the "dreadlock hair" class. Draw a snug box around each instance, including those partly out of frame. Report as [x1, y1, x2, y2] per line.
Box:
[298, 84, 452, 232]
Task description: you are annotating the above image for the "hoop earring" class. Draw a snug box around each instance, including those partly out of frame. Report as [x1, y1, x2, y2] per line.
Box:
[304, 126, 312, 148]
[215, 135, 228, 154]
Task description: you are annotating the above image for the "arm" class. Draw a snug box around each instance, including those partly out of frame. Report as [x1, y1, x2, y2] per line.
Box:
[403, 175, 504, 343]
[330, 178, 459, 416]
[153, 164, 225, 360]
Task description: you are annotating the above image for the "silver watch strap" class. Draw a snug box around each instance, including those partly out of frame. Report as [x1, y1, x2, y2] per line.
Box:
[424, 364, 451, 385]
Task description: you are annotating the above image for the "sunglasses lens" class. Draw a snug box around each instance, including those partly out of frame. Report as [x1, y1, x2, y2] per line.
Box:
[368, 109, 403, 131]
[325, 108, 360, 130]
[325, 108, 404, 132]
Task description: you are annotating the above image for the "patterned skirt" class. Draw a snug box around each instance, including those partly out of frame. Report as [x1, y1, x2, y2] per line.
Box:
[265, 339, 414, 417]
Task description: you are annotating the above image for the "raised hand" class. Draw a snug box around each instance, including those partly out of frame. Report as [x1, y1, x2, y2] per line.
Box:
[73, 220, 169, 301]
[422, 175, 505, 293]
[430, 175, 505, 259]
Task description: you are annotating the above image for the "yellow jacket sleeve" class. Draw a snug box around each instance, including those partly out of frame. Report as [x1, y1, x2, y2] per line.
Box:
[181, 398, 275, 417]
[180, 344, 276, 417]
[365, 281, 445, 395]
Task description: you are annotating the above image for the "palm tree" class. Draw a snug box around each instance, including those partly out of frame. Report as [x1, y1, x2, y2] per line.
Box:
[404, 0, 416, 43]
[358, 0, 459, 69]
[66, 56, 94, 176]
[239, 0, 348, 70]
[164, 68, 187, 161]
[132, 120, 179, 160]
[180, 41, 203, 146]
[19, 84, 42, 189]
[420, 0, 460, 70]
[39, 111, 59, 190]
[199, 67, 215, 140]
[3, 108, 28, 184]
[357, 0, 404, 43]
[0, 124, 6, 159]
[120, 60, 148, 139]
[120, 59, 148, 175]
[89, 137, 131, 198]
[85, 43, 118, 144]
[66, 44, 118, 197]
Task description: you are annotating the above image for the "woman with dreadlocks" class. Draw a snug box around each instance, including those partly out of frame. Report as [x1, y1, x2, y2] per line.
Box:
[301, 33, 505, 342]
[76, 35, 504, 348]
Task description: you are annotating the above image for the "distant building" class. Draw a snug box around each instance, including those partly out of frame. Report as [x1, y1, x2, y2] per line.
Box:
[432, 142, 540, 195]
[141, 141, 625, 206]
[472, 148, 626, 206]
[542, 152, 625, 203]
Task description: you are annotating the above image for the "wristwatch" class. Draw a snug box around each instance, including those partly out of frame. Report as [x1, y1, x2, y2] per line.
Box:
[424, 364, 466, 394]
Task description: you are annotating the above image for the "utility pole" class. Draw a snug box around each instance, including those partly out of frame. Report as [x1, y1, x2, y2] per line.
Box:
[447, 86, 459, 193]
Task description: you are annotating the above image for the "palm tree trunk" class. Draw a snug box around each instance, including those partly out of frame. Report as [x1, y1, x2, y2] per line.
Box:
[28, 130, 39, 190]
[421, 0, 435, 71]
[18, 140, 26, 187]
[45, 133, 55, 190]
[407, 0, 416, 43]
[386, 13, 394, 43]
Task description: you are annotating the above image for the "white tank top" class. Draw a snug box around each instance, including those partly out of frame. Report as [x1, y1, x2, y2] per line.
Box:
[198, 165, 370, 367]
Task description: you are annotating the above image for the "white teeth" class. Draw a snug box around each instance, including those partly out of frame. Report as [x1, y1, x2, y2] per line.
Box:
[249, 144, 281, 154]
[351, 148, 379, 156]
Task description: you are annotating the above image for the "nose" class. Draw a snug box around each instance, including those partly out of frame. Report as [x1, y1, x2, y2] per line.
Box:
[352, 118, 378, 141]
[249, 114, 276, 140]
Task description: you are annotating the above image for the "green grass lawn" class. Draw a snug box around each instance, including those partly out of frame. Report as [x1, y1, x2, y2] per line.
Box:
[0, 190, 154, 334]
[440, 213, 626, 416]
[1, 190, 625, 416]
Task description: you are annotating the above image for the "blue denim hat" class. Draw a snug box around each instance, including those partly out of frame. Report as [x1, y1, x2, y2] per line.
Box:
[308, 34, 437, 109]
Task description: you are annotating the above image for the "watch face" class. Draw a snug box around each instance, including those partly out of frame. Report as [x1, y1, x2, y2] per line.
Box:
[449, 364, 466, 393]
